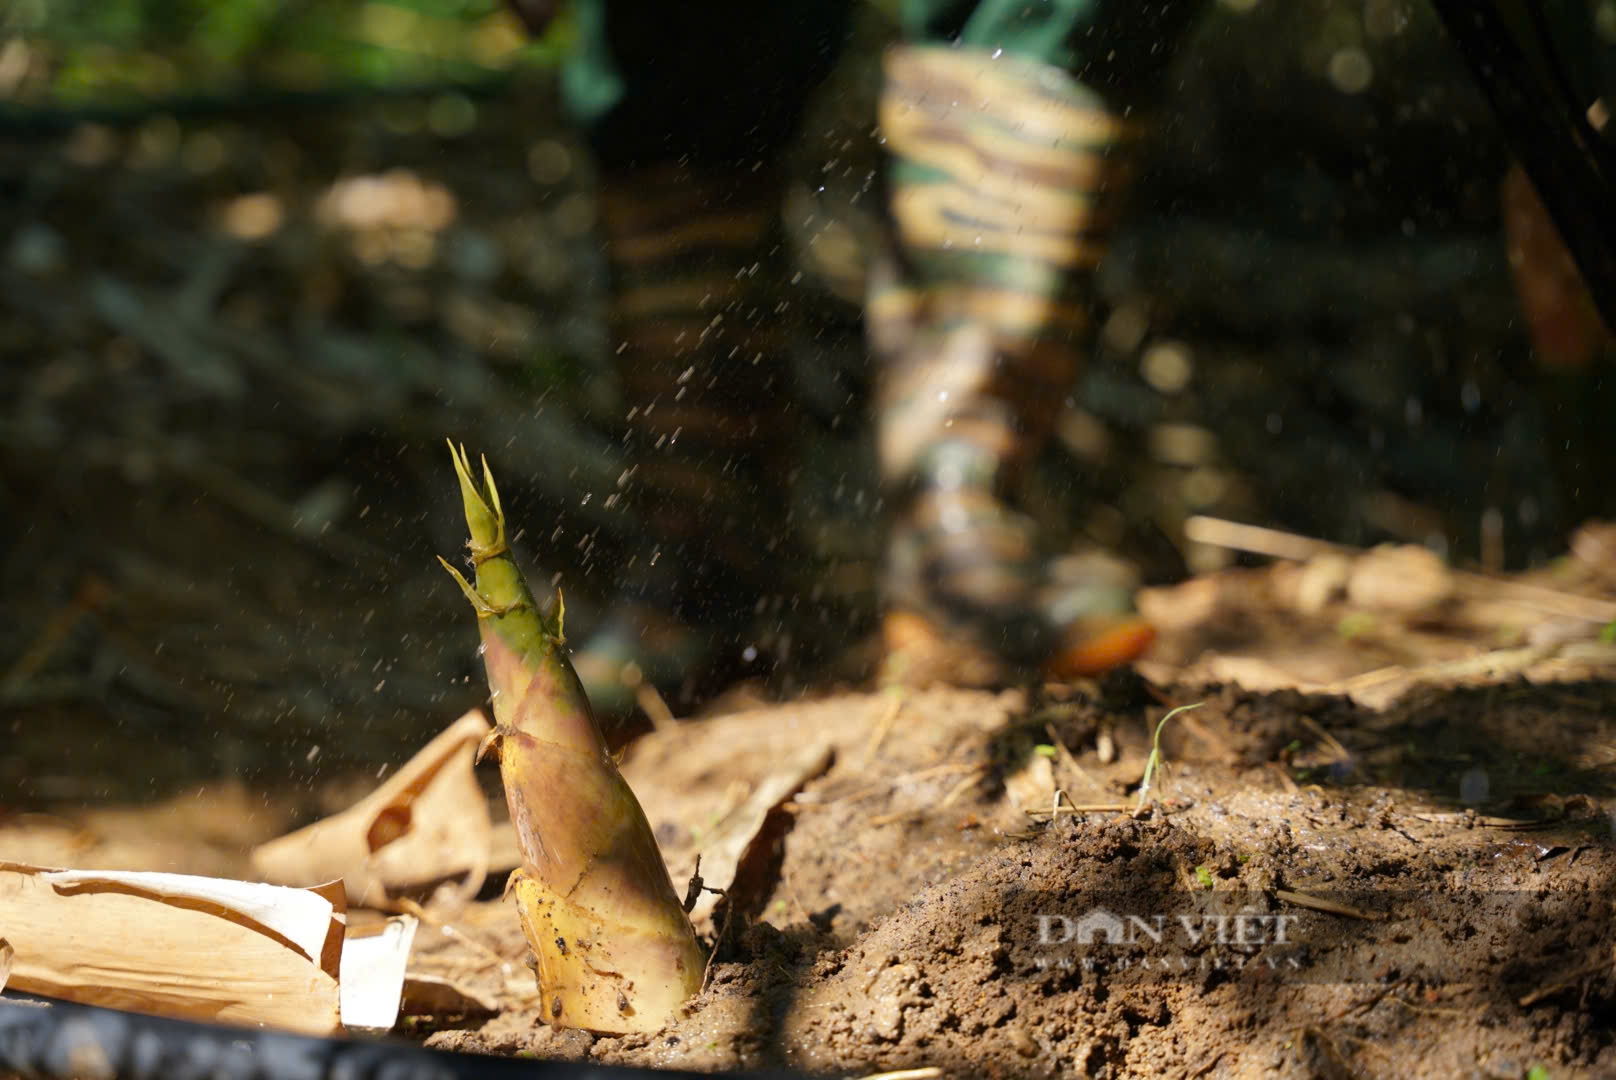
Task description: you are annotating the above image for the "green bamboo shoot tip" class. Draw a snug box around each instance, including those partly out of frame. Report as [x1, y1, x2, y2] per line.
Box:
[439, 444, 705, 1034]
[446, 439, 505, 560]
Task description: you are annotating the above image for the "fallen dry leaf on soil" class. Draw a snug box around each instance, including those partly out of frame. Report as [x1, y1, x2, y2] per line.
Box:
[0, 863, 424, 1034]
[0, 863, 346, 1034]
[681, 740, 834, 932]
[400, 972, 500, 1021]
[252, 710, 492, 908]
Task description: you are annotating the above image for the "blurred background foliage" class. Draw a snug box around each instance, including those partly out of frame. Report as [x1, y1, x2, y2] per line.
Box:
[0, 0, 571, 108]
[1, 0, 1614, 788]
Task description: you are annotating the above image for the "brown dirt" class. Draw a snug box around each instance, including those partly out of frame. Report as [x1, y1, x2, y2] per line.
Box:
[402, 648, 1616, 1078]
[10, 552, 1616, 1077]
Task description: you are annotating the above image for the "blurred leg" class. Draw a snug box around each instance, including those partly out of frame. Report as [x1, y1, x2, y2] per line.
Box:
[557, 0, 852, 716]
[871, 1, 1202, 680]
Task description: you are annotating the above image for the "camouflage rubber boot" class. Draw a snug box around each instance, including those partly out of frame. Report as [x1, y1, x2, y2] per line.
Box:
[870, 44, 1154, 686]
[573, 163, 798, 718]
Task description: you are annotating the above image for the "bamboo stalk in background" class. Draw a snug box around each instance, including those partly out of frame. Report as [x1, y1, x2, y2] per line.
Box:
[438, 443, 704, 1034]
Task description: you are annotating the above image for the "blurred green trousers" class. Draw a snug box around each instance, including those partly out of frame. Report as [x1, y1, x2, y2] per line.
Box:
[561, 0, 1203, 165]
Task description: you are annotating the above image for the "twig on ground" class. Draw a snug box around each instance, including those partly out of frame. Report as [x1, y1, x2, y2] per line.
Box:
[1187, 514, 1616, 623]
[1026, 802, 1130, 816]
[633, 679, 677, 732]
[863, 688, 904, 761]
[1043, 721, 1103, 797]
[1517, 958, 1611, 1006]
[393, 897, 512, 974]
[1274, 888, 1382, 920]
[937, 766, 987, 809]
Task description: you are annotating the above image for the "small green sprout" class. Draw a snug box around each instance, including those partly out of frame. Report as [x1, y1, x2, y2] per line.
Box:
[1135, 703, 1204, 813]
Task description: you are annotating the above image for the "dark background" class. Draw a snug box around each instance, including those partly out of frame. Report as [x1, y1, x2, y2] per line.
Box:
[3, 0, 1613, 796]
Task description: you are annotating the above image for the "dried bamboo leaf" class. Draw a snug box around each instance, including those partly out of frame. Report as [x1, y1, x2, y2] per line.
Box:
[399, 973, 500, 1021]
[339, 914, 419, 1033]
[0, 863, 344, 1034]
[679, 741, 834, 932]
[252, 710, 492, 907]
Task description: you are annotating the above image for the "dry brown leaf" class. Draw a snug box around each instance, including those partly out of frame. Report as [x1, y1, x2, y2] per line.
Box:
[400, 972, 500, 1021]
[1346, 544, 1454, 613]
[678, 741, 834, 933]
[252, 710, 492, 908]
[0, 863, 345, 1034]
